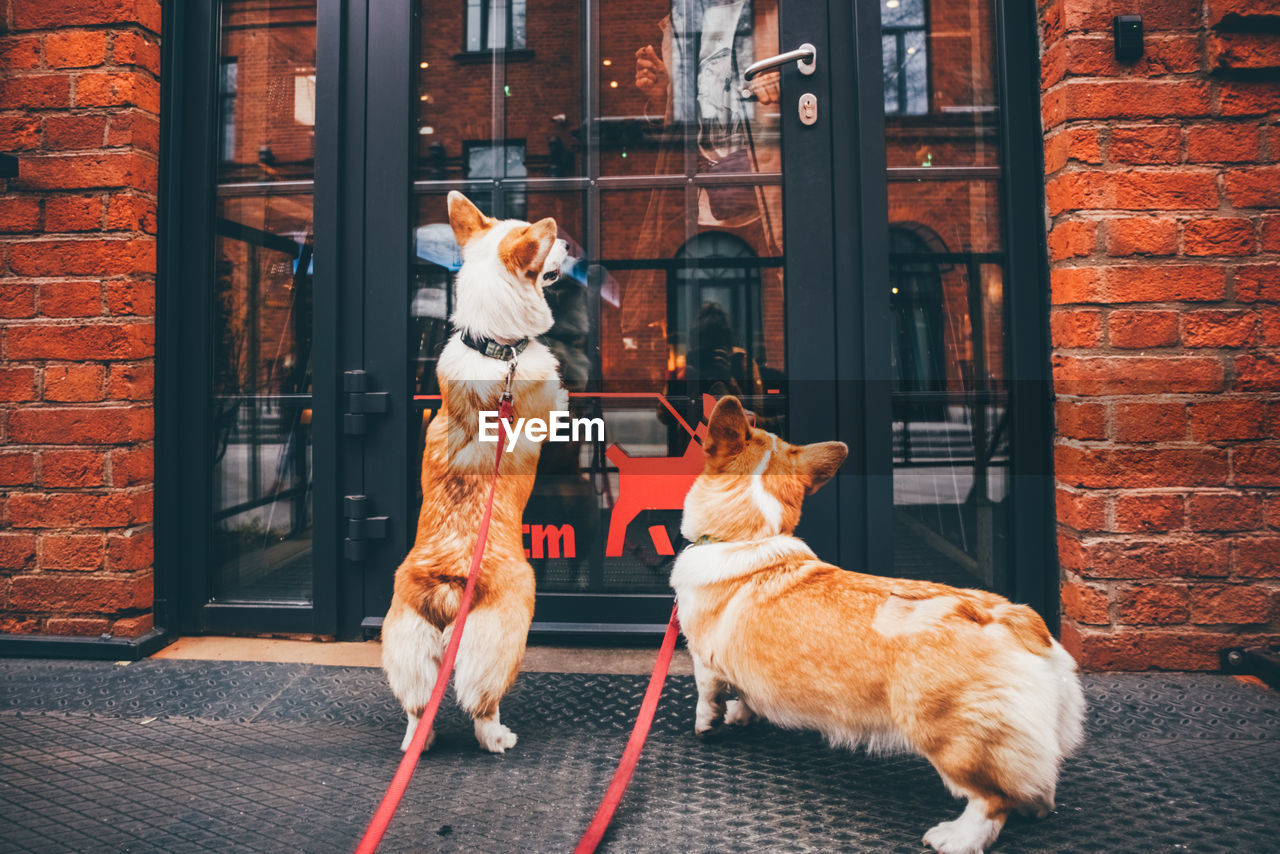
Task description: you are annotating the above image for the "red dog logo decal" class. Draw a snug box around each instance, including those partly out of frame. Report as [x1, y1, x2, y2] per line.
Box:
[603, 395, 715, 558]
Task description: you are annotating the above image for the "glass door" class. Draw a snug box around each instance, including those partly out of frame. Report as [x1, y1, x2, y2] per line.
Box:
[164, 0, 1050, 640]
[350, 0, 843, 634]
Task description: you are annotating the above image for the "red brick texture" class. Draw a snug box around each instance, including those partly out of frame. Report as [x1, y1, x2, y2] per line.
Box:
[1043, 0, 1280, 670]
[0, 0, 161, 640]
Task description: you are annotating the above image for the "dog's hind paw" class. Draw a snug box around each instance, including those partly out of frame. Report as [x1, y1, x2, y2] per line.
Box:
[475, 719, 518, 753]
[923, 821, 985, 854]
[399, 718, 437, 753]
[724, 699, 756, 727]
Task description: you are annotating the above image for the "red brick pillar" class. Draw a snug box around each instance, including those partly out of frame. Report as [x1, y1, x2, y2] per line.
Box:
[0, 0, 162, 644]
[1041, 0, 1280, 669]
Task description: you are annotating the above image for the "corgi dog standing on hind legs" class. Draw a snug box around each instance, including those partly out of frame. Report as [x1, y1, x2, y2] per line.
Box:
[671, 395, 1085, 854]
[381, 192, 568, 754]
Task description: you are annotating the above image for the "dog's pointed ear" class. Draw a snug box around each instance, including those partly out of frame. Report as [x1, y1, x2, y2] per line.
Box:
[448, 191, 490, 247]
[706, 395, 749, 459]
[800, 441, 847, 494]
[499, 217, 558, 282]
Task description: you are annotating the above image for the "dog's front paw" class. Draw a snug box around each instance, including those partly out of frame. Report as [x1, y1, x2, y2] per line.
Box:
[475, 720, 518, 753]
[923, 821, 973, 854]
[724, 699, 756, 727]
[923, 813, 1000, 854]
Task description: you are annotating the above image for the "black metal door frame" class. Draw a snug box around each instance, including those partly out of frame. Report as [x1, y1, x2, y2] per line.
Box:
[157, 0, 1056, 641]
[828, 0, 1058, 623]
[157, 0, 342, 636]
[344, 0, 847, 637]
[996, 0, 1058, 625]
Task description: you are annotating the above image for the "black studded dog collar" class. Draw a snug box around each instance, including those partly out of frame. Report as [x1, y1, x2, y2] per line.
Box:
[460, 330, 531, 362]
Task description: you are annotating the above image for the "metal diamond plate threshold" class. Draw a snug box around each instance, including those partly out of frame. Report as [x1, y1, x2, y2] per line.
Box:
[1, 660, 1278, 853]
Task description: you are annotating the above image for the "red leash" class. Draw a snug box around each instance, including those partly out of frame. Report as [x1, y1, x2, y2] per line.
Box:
[574, 603, 681, 854]
[354, 397, 513, 854]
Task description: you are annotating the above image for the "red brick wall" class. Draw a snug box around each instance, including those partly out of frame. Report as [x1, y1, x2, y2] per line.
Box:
[0, 0, 161, 638]
[1042, 0, 1280, 669]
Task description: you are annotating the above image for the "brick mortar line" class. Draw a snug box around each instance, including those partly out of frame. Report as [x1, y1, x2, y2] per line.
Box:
[1054, 437, 1280, 445]
[1041, 75, 1220, 98]
[1052, 347, 1280, 354]
[0, 154, 160, 169]
[1057, 485, 1280, 492]
[1053, 442, 1280, 453]
[1048, 173, 1280, 180]
[0, 22, 161, 36]
[0, 65, 161, 83]
[1046, 116, 1280, 126]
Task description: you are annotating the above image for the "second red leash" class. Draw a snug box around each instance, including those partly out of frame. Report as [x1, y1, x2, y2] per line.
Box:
[574, 603, 681, 854]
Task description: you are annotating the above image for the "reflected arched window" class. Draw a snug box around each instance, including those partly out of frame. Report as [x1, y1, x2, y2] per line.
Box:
[667, 232, 764, 379]
[889, 223, 947, 394]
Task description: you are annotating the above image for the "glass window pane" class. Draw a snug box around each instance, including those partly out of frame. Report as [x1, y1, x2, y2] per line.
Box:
[489, 0, 507, 50]
[211, 0, 316, 604]
[409, 0, 787, 594]
[882, 35, 899, 114]
[598, 0, 780, 178]
[882, 2, 1010, 592]
[466, 0, 483, 52]
[902, 30, 928, 115]
[511, 0, 527, 49]
[882, 0, 926, 28]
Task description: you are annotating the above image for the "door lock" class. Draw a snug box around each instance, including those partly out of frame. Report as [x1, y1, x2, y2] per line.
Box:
[798, 93, 818, 126]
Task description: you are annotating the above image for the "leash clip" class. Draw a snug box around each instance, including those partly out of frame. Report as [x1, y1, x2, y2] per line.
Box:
[502, 359, 517, 399]
[501, 359, 517, 405]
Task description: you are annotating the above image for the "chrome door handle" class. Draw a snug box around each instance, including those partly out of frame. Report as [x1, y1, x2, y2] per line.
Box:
[742, 42, 816, 81]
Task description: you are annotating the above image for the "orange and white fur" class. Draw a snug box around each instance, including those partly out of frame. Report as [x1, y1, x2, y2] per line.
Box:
[381, 192, 567, 754]
[671, 396, 1084, 854]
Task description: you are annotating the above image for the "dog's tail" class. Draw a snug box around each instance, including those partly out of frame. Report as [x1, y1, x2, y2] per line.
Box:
[414, 575, 467, 630]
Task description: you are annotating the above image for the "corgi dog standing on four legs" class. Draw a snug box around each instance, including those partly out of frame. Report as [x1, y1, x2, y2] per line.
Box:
[381, 191, 568, 754]
[670, 395, 1085, 854]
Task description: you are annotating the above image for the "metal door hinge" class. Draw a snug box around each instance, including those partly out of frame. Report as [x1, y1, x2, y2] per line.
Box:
[343, 494, 389, 561]
[343, 370, 390, 435]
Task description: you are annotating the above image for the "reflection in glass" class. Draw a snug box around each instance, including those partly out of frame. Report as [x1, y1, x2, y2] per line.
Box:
[883, 0, 1000, 169]
[410, 0, 786, 596]
[882, 0, 928, 116]
[883, 0, 1010, 592]
[466, 0, 526, 52]
[211, 0, 316, 604]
